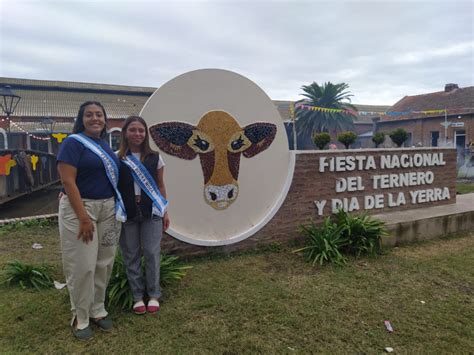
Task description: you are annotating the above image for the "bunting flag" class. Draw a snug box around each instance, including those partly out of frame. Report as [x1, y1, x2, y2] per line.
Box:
[294, 104, 473, 117]
[31, 155, 39, 171]
[295, 104, 357, 116]
[289, 102, 295, 120]
[52, 133, 68, 143]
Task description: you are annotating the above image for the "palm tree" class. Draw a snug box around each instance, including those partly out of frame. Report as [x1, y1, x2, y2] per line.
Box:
[295, 82, 357, 149]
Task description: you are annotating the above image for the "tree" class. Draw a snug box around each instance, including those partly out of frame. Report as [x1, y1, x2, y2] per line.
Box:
[337, 131, 358, 149]
[295, 82, 357, 149]
[313, 132, 331, 150]
[372, 132, 385, 148]
[389, 128, 409, 147]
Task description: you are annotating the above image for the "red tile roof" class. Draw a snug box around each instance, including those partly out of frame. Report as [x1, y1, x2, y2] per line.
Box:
[382, 85, 474, 121]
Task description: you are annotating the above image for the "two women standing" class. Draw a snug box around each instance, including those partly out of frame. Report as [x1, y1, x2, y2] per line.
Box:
[57, 102, 169, 340]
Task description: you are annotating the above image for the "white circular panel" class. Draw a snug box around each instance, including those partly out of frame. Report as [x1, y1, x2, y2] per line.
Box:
[140, 69, 294, 246]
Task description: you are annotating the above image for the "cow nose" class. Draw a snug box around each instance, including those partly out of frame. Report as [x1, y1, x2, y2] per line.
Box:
[204, 184, 239, 210]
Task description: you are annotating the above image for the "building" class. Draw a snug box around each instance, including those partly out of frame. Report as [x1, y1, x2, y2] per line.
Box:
[374, 83, 474, 164]
[0, 77, 154, 153]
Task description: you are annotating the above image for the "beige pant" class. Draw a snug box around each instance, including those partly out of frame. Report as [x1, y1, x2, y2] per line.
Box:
[59, 196, 121, 330]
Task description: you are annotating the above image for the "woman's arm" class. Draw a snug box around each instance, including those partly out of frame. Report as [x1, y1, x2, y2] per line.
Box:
[157, 167, 170, 231]
[58, 162, 94, 243]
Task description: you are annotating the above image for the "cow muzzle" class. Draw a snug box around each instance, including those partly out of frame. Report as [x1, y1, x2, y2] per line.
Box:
[204, 183, 239, 210]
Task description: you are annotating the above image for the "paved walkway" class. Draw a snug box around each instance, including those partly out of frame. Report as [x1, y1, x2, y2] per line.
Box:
[373, 193, 474, 224]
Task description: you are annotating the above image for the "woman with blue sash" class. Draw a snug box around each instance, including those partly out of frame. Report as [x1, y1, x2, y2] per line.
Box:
[117, 116, 169, 315]
[57, 101, 124, 340]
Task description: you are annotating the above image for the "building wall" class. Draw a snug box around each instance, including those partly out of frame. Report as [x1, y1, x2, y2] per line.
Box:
[161, 148, 456, 257]
[376, 114, 474, 148]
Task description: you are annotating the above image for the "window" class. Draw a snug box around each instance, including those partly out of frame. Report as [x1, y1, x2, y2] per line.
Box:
[431, 131, 439, 147]
[8, 134, 24, 149]
[403, 132, 413, 147]
[109, 129, 121, 151]
[0, 128, 6, 149]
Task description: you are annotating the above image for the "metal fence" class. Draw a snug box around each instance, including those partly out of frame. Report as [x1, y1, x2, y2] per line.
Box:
[0, 149, 59, 204]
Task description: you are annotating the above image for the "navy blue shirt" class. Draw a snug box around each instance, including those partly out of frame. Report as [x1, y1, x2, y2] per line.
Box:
[57, 135, 120, 199]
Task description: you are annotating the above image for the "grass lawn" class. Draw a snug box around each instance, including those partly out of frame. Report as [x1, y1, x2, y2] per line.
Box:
[0, 224, 473, 353]
[457, 182, 474, 194]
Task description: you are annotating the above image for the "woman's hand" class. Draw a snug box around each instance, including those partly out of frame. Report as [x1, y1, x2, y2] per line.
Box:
[163, 212, 170, 231]
[78, 217, 94, 244]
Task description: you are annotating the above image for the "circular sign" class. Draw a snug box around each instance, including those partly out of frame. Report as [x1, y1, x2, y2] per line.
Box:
[140, 69, 294, 245]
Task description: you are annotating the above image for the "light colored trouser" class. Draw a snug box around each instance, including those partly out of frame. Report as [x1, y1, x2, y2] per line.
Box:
[59, 196, 121, 330]
[119, 216, 163, 302]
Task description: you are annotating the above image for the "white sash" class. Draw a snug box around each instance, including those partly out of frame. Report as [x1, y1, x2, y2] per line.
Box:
[69, 133, 127, 222]
[122, 154, 168, 217]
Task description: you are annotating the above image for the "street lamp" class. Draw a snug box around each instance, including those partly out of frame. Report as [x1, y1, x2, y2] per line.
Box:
[40, 116, 56, 133]
[0, 85, 21, 132]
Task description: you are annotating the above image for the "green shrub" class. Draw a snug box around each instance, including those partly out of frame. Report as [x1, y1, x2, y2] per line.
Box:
[294, 218, 347, 266]
[337, 131, 358, 149]
[0, 218, 56, 236]
[335, 209, 388, 257]
[372, 132, 385, 147]
[106, 251, 192, 310]
[389, 128, 409, 147]
[2, 260, 54, 290]
[313, 132, 331, 150]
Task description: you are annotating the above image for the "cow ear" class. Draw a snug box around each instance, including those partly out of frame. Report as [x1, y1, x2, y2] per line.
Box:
[149, 122, 198, 160]
[242, 123, 277, 158]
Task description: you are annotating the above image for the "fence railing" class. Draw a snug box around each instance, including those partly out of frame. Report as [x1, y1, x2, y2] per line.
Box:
[0, 149, 59, 204]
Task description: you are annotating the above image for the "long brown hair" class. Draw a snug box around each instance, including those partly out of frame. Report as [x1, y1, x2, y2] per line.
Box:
[117, 116, 156, 161]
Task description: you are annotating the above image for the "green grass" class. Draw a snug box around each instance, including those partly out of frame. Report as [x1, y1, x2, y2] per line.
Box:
[0, 224, 473, 353]
[457, 182, 474, 194]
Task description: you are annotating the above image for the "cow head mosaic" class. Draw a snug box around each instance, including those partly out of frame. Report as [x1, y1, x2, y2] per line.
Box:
[150, 110, 277, 210]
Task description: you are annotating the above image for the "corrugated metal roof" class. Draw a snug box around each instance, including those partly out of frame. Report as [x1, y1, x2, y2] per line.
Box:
[9, 121, 74, 133]
[3, 88, 150, 119]
[0, 77, 155, 93]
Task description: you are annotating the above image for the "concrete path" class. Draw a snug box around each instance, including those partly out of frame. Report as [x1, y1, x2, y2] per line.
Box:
[375, 193, 474, 246]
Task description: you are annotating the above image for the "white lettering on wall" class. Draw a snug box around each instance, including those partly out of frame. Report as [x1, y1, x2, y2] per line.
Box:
[314, 200, 327, 216]
[335, 177, 364, 192]
[315, 151, 451, 216]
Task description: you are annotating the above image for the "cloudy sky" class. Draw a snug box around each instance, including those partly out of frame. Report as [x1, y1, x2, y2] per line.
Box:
[1, 0, 473, 105]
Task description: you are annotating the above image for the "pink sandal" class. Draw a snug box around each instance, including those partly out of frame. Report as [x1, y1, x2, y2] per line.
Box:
[133, 300, 146, 315]
[147, 299, 160, 314]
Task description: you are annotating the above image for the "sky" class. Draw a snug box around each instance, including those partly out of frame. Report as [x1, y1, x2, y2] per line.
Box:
[0, 0, 473, 105]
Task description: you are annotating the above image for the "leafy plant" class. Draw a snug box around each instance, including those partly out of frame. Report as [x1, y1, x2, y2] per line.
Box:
[335, 209, 388, 257]
[160, 255, 193, 287]
[294, 218, 347, 266]
[389, 128, 409, 147]
[106, 251, 192, 310]
[107, 252, 133, 310]
[313, 132, 331, 150]
[2, 260, 54, 290]
[372, 132, 385, 148]
[337, 131, 358, 149]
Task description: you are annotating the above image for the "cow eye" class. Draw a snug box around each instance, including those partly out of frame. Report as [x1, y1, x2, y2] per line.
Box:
[231, 136, 245, 151]
[193, 135, 210, 152]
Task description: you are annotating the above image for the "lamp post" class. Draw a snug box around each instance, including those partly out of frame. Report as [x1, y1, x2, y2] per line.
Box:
[0, 85, 22, 133]
[40, 116, 55, 133]
[40, 116, 55, 154]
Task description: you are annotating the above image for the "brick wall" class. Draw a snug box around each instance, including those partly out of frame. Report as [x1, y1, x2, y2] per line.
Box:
[162, 148, 457, 257]
[377, 114, 473, 147]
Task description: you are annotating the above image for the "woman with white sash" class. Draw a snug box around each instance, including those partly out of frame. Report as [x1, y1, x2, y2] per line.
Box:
[57, 101, 123, 340]
[117, 116, 170, 315]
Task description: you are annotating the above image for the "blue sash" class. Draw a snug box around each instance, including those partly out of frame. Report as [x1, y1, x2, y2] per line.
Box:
[69, 133, 127, 222]
[122, 154, 168, 217]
